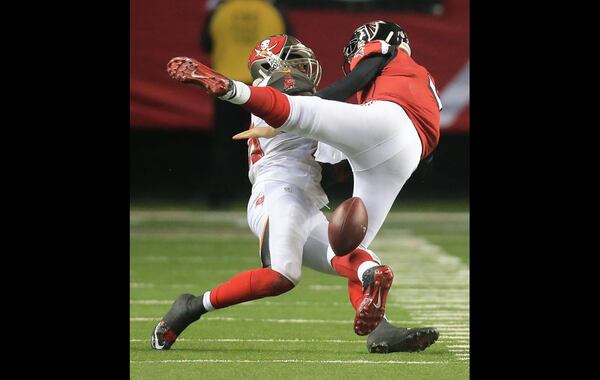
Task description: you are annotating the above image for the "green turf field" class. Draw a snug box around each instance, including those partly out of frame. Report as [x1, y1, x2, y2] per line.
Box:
[130, 206, 469, 379]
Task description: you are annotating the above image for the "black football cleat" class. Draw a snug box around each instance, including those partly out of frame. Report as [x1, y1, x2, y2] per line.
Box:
[151, 294, 205, 350]
[367, 319, 439, 353]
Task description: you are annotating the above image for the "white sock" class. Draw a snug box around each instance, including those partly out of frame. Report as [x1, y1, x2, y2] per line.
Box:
[357, 261, 380, 284]
[326, 245, 336, 269]
[219, 80, 251, 104]
[202, 291, 215, 312]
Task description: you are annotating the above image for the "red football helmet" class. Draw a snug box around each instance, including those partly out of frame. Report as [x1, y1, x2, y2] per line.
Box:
[248, 34, 322, 87]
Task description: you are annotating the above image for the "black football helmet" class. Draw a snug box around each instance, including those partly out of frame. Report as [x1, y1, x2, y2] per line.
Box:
[342, 20, 410, 66]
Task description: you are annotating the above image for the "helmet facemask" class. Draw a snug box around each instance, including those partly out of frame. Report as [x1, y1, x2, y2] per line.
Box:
[278, 43, 322, 87]
[249, 36, 322, 87]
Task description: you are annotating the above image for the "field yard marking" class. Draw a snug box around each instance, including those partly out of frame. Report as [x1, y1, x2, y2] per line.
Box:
[130, 210, 468, 224]
[130, 316, 414, 324]
[130, 359, 449, 365]
[131, 338, 363, 343]
[130, 210, 469, 368]
[370, 229, 469, 363]
[130, 299, 468, 309]
[130, 210, 249, 224]
[308, 284, 345, 290]
[130, 283, 198, 289]
[416, 312, 470, 316]
[131, 300, 172, 305]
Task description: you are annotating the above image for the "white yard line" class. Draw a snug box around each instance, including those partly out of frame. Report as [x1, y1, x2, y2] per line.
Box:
[130, 316, 415, 325]
[130, 359, 449, 365]
[371, 231, 469, 363]
[130, 283, 198, 289]
[131, 338, 363, 343]
[130, 211, 469, 364]
[130, 299, 469, 310]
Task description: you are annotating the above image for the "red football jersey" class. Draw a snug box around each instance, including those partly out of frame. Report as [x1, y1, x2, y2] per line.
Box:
[349, 41, 442, 159]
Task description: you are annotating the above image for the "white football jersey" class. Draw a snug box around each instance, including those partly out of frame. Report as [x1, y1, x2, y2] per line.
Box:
[247, 113, 328, 209]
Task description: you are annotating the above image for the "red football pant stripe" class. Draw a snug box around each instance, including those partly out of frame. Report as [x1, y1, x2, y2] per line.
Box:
[241, 86, 291, 128]
[209, 268, 294, 309]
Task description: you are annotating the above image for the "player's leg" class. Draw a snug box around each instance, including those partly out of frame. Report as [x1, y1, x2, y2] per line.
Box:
[255, 188, 437, 347]
[300, 212, 336, 275]
[238, 88, 412, 170]
[300, 214, 438, 350]
[166, 58, 412, 169]
[280, 97, 414, 168]
[340, 124, 420, 335]
[202, 182, 308, 312]
[204, 181, 312, 303]
[300, 210, 393, 335]
[259, 181, 315, 286]
[151, 183, 310, 350]
[353, 145, 421, 248]
[300, 210, 384, 297]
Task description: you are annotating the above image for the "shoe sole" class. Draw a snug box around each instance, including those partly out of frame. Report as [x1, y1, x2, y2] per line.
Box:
[354, 266, 394, 336]
[368, 328, 439, 353]
[167, 57, 229, 96]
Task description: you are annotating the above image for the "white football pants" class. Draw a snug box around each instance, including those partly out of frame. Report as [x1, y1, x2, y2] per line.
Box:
[280, 98, 423, 247]
[247, 180, 336, 285]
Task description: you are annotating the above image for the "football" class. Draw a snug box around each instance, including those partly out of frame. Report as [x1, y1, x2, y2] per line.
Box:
[328, 197, 368, 256]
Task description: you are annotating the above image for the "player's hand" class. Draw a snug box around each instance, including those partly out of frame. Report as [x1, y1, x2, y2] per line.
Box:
[232, 126, 280, 140]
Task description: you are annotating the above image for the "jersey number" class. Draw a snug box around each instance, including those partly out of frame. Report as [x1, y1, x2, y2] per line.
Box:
[428, 75, 443, 111]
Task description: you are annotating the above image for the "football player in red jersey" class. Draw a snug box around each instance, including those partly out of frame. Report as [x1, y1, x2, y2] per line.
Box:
[163, 21, 442, 350]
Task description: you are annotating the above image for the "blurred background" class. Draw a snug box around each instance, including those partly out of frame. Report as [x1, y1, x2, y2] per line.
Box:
[130, 0, 469, 209]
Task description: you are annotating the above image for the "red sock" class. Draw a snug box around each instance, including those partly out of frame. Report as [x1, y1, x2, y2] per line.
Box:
[347, 279, 364, 310]
[331, 248, 380, 283]
[209, 268, 294, 309]
[241, 86, 290, 127]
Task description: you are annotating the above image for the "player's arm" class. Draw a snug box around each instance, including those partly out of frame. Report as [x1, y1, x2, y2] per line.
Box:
[233, 125, 279, 140]
[315, 54, 391, 102]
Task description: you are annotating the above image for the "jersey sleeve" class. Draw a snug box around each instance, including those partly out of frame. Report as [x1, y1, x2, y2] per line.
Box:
[349, 40, 392, 71]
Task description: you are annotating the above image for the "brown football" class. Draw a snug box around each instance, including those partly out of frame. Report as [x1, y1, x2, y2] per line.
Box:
[328, 197, 368, 256]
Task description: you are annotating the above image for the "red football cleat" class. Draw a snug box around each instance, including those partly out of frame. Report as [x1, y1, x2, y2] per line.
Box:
[354, 265, 394, 336]
[167, 57, 232, 97]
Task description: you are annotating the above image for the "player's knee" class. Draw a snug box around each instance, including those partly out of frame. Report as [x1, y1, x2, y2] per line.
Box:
[271, 262, 302, 287]
[261, 267, 296, 296]
[250, 268, 295, 298]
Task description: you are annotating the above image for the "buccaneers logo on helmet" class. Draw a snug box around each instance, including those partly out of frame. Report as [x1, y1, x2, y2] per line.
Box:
[255, 39, 280, 58]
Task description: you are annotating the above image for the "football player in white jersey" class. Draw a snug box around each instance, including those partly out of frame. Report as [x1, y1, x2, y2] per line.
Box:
[153, 34, 438, 353]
